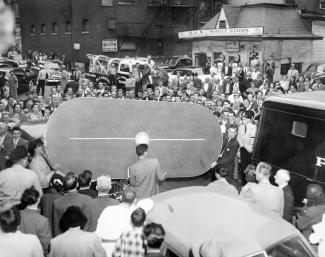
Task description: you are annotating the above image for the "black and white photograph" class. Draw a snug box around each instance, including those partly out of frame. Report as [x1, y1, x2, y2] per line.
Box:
[0, 0, 325, 256]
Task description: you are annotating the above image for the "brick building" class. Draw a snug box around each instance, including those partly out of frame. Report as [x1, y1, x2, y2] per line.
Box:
[18, 0, 223, 65]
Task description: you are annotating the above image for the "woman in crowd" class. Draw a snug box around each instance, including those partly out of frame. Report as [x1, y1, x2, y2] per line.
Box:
[0, 206, 44, 257]
[9, 103, 27, 123]
[48, 206, 106, 257]
[18, 187, 51, 255]
[27, 103, 45, 122]
[40, 173, 64, 234]
[296, 184, 325, 238]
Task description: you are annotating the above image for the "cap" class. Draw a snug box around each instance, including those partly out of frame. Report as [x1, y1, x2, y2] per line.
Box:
[135, 131, 150, 146]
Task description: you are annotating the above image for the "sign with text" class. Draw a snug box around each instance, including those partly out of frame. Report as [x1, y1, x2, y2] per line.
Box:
[225, 41, 240, 52]
[73, 43, 80, 50]
[102, 39, 118, 52]
[179, 27, 264, 39]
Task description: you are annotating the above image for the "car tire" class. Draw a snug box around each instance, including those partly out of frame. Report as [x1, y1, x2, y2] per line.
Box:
[28, 80, 34, 91]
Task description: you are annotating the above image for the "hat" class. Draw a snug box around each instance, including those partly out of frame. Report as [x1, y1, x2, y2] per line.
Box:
[135, 131, 150, 146]
[192, 238, 225, 257]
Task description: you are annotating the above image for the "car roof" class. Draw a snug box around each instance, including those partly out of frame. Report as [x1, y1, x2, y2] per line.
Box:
[148, 186, 301, 257]
[265, 91, 325, 111]
[305, 60, 325, 66]
[0, 67, 14, 72]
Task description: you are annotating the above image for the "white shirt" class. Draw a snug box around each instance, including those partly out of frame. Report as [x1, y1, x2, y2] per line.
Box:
[0, 231, 43, 257]
[237, 123, 256, 153]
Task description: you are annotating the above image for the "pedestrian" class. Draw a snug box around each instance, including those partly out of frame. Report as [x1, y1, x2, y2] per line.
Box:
[60, 65, 68, 91]
[36, 65, 47, 97]
[8, 70, 18, 99]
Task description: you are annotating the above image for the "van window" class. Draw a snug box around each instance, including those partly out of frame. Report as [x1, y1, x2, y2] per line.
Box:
[266, 236, 314, 257]
[120, 63, 130, 73]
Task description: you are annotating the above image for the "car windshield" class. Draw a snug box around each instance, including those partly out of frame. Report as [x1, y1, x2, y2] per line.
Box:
[44, 63, 60, 69]
[265, 236, 314, 257]
[317, 64, 325, 73]
[165, 58, 178, 65]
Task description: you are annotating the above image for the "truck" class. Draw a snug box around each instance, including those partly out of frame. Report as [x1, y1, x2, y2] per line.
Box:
[253, 91, 325, 205]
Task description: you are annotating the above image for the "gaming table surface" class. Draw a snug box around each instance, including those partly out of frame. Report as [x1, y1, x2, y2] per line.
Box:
[44, 98, 222, 179]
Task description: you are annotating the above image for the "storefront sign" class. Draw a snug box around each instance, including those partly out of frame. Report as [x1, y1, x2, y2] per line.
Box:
[225, 41, 239, 52]
[102, 39, 118, 52]
[179, 27, 264, 39]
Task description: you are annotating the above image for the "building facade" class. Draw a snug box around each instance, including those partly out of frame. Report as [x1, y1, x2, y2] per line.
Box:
[180, 0, 322, 80]
[19, 0, 221, 64]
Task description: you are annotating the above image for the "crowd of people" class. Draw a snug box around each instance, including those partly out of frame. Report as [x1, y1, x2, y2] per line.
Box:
[0, 53, 325, 257]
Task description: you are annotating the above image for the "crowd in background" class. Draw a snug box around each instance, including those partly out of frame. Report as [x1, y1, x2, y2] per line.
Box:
[0, 52, 325, 256]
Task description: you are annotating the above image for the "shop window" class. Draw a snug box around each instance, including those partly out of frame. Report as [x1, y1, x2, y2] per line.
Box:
[82, 19, 89, 33]
[52, 22, 58, 34]
[41, 24, 46, 35]
[30, 25, 36, 35]
[65, 21, 71, 34]
[280, 62, 303, 76]
[320, 0, 325, 10]
[219, 20, 226, 29]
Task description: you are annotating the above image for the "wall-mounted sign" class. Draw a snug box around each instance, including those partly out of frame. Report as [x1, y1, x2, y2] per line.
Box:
[179, 27, 264, 39]
[102, 39, 118, 52]
[225, 41, 239, 52]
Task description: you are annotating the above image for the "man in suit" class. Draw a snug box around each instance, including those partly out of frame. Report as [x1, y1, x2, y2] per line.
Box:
[240, 162, 284, 217]
[206, 167, 238, 195]
[170, 71, 183, 91]
[216, 125, 239, 185]
[91, 175, 119, 231]
[275, 169, 294, 222]
[129, 144, 167, 199]
[78, 170, 98, 199]
[49, 206, 106, 257]
[53, 172, 95, 236]
[0, 122, 12, 169]
[4, 126, 28, 158]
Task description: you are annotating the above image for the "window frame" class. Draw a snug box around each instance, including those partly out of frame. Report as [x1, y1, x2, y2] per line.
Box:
[30, 25, 36, 35]
[320, 0, 325, 10]
[40, 24, 46, 35]
[65, 21, 71, 34]
[52, 22, 58, 35]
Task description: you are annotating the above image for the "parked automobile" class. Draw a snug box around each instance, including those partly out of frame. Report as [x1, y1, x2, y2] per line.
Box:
[168, 67, 212, 85]
[0, 67, 38, 94]
[36, 60, 62, 84]
[148, 187, 317, 257]
[0, 58, 20, 68]
[117, 58, 147, 86]
[158, 56, 193, 72]
[84, 54, 120, 87]
[301, 60, 325, 77]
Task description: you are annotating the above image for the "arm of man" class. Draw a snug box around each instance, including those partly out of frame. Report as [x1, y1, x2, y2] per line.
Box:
[156, 160, 167, 181]
[129, 168, 136, 186]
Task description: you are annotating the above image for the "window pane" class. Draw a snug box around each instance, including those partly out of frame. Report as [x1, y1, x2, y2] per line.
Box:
[52, 22, 58, 34]
[41, 24, 45, 34]
[31, 25, 36, 34]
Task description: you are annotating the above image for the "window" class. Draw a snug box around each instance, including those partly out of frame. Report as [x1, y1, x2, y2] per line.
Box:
[30, 25, 36, 35]
[82, 19, 89, 33]
[219, 20, 226, 29]
[41, 24, 46, 35]
[102, 0, 113, 6]
[52, 22, 58, 34]
[120, 63, 130, 73]
[118, 0, 135, 5]
[280, 62, 302, 75]
[320, 0, 325, 10]
[65, 21, 71, 34]
[13, 69, 25, 77]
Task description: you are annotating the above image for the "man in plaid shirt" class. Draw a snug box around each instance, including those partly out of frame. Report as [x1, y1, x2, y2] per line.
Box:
[112, 207, 146, 257]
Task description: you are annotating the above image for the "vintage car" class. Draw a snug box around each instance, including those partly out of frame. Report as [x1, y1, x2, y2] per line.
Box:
[168, 67, 212, 85]
[147, 187, 317, 257]
[158, 56, 193, 72]
[0, 67, 38, 94]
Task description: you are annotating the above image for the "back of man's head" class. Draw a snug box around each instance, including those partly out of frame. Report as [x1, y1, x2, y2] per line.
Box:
[136, 144, 148, 157]
[143, 223, 166, 249]
[64, 172, 78, 191]
[276, 169, 290, 183]
[96, 175, 112, 193]
[256, 162, 272, 179]
[78, 170, 92, 187]
[217, 167, 229, 179]
[131, 207, 146, 227]
[121, 187, 136, 204]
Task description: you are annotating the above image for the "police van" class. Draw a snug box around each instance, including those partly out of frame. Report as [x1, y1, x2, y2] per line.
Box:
[253, 91, 325, 205]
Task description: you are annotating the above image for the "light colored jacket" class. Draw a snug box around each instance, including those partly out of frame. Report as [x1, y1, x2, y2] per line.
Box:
[237, 123, 256, 153]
